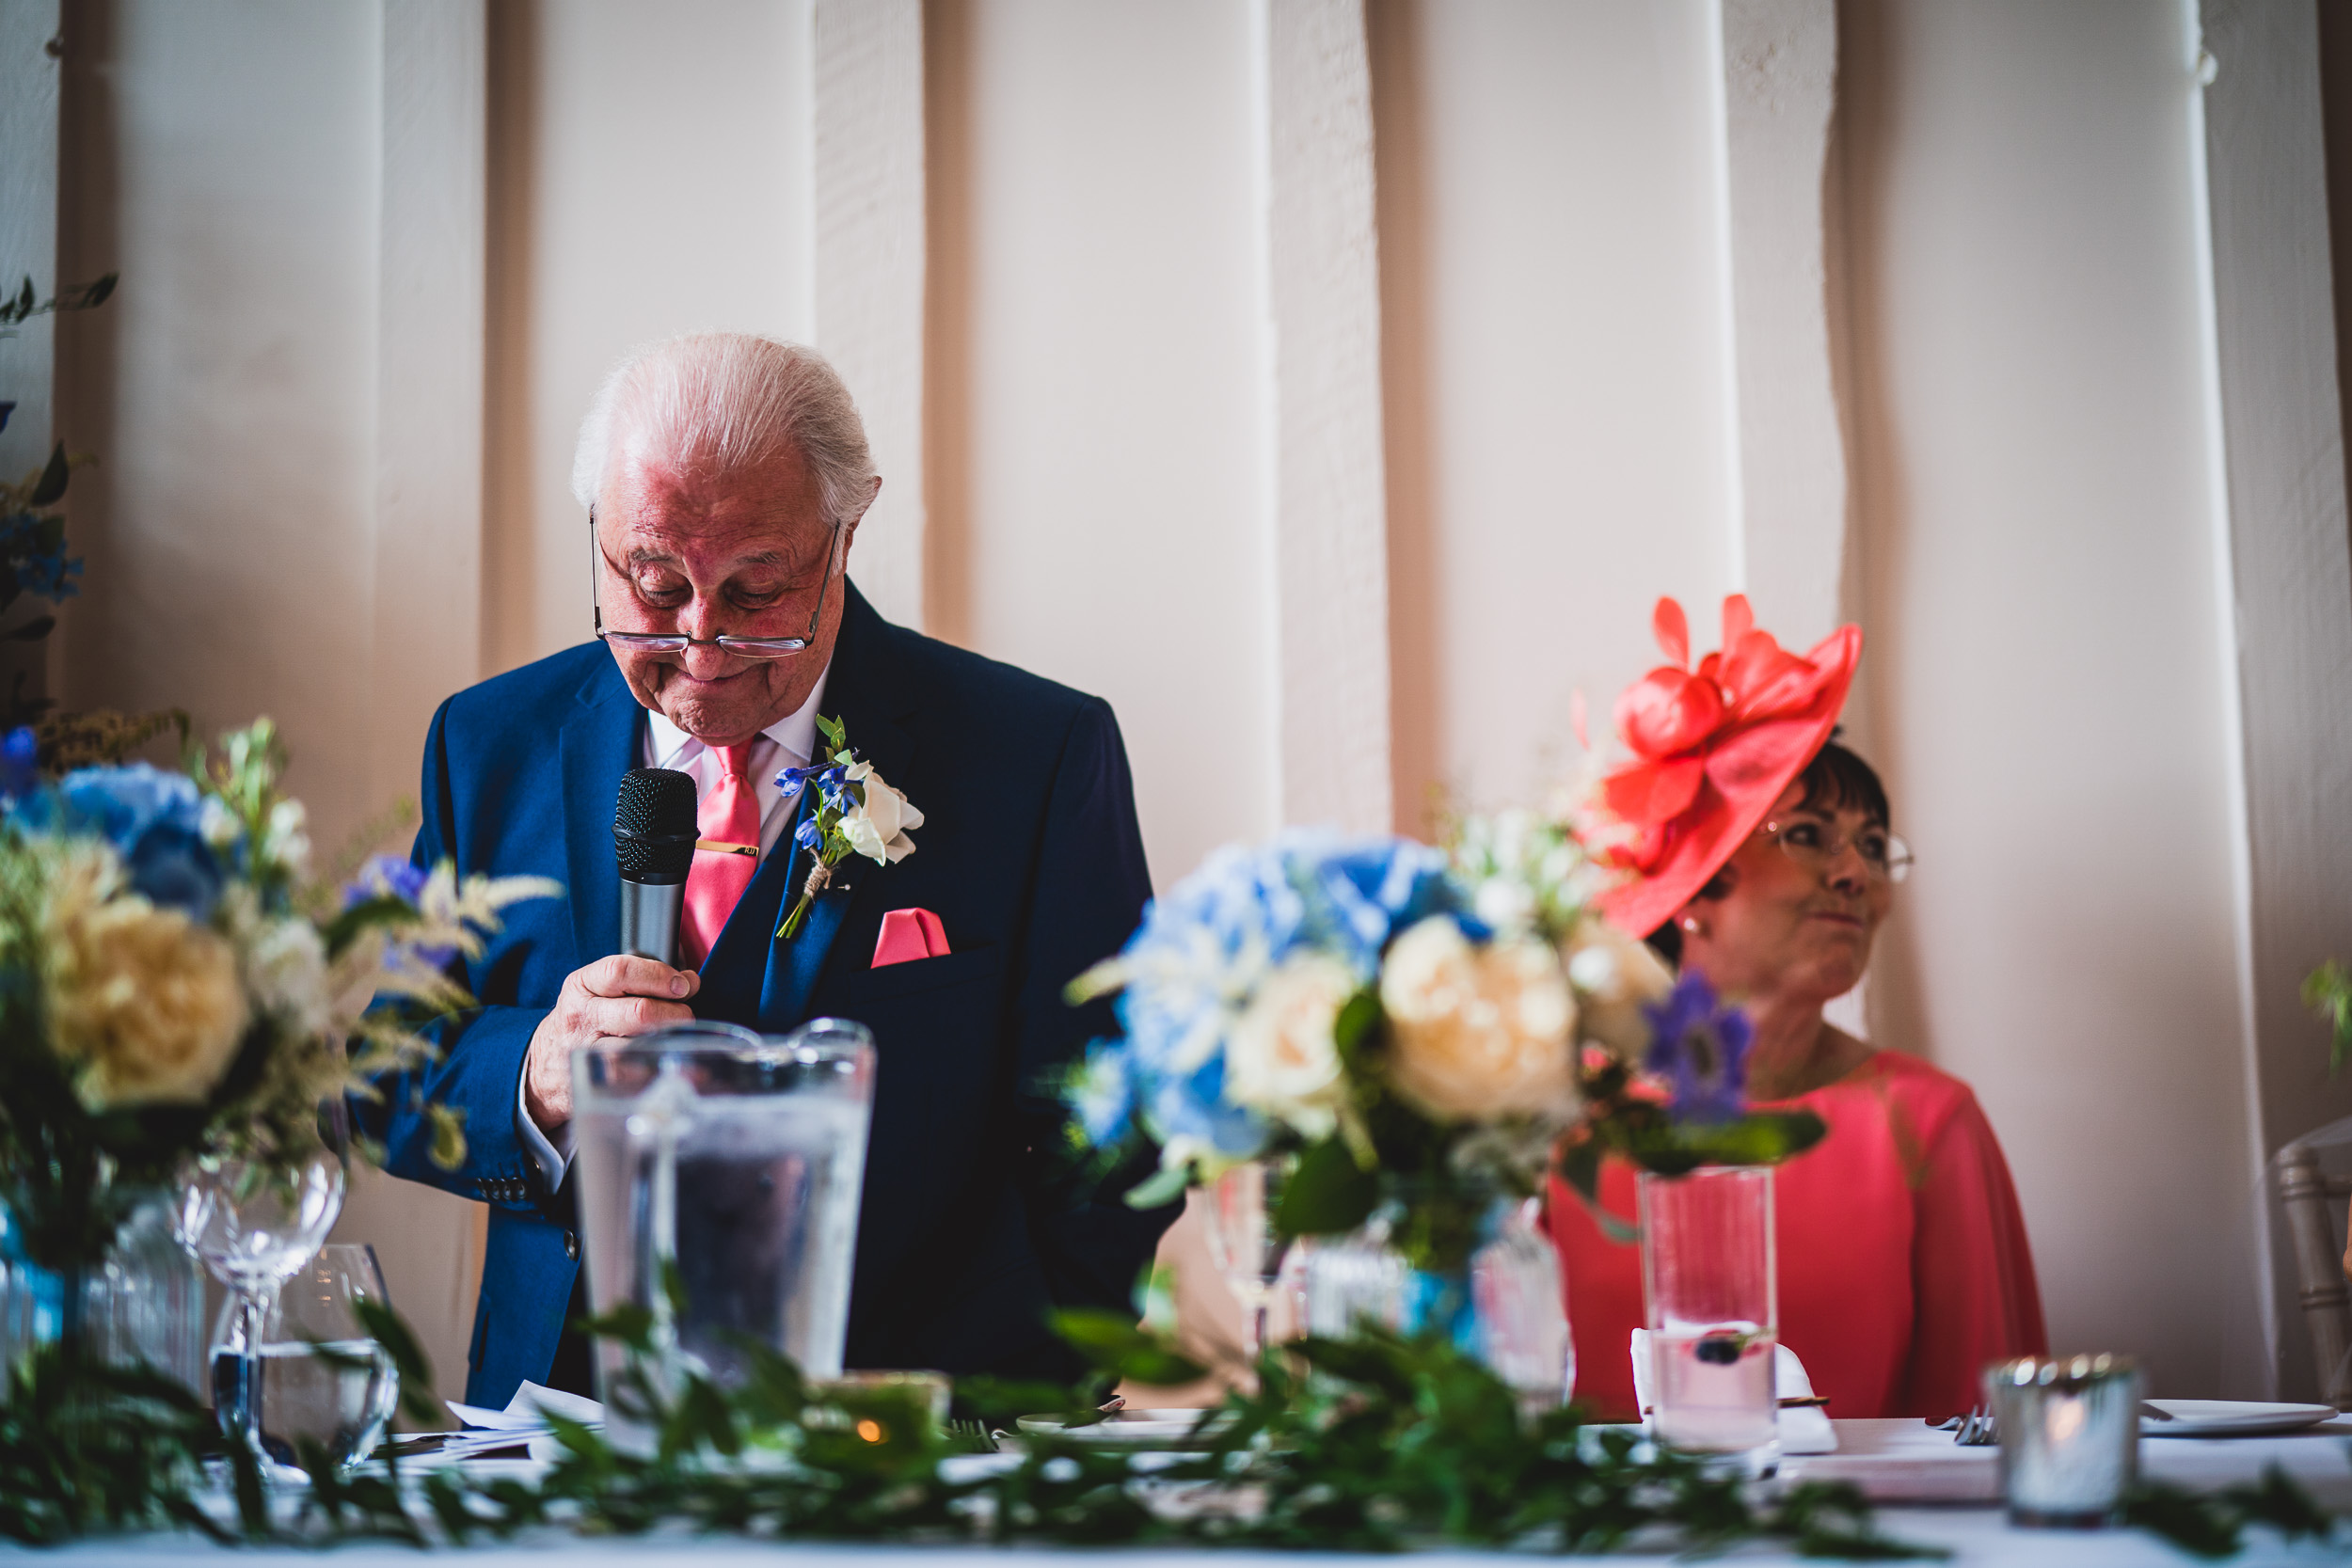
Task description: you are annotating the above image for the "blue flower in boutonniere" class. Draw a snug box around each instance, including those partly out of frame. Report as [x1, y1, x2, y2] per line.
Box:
[1642, 974, 1754, 1124]
[774, 713, 924, 941]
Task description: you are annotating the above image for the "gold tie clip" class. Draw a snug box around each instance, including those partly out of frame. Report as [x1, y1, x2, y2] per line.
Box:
[696, 839, 759, 858]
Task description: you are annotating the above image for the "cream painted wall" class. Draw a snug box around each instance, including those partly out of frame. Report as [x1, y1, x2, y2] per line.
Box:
[927, 0, 1275, 883]
[1372, 0, 1737, 837]
[483, 0, 814, 675]
[27, 0, 2350, 1409]
[55, 0, 380, 851]
[1838, 0, 2251, 1392]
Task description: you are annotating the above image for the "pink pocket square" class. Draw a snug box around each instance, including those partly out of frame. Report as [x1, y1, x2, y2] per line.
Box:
[872, 908, 950, 967]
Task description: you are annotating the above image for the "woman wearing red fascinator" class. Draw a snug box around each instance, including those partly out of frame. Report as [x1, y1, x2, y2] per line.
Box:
[1550, 595, 2047, 1423]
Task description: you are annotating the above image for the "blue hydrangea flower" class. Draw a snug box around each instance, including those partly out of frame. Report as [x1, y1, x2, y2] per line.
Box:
[1069, 1040, 1137, 1146]
[0, 511, 83, 603]
[25, 763, 226, 919]
[1642, 974, 1755, 1124]
[0, 726, 37, 801]
[1078, 830, 1475, 1167]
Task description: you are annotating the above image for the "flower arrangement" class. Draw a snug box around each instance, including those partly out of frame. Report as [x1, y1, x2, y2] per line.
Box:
[0, 720, 554, 1273]
[1065, 813, 1827, 1270]
[774, 714, 922, 940]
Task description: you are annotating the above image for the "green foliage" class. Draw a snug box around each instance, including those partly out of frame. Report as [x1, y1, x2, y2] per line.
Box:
[2303, 959, 2352, 1076]
[2123, 1468, 2342, 1559]
[7, 1298, 2344, 1560]
[1555, 1048, 1829, 1235]
[0, 274, 116, 333]
[0, 1344, 262, 1545]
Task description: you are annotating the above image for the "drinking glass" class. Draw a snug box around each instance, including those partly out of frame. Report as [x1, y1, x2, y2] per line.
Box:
[573, 1018, 877, 1413]
[182, 1148, 346, 1472]
[1639, 1165, 1778, 1473]
[1988, 1354, 2142, 1527]
[211, 1243, 399, 1476]
[1196, 1158, 1296, 1370]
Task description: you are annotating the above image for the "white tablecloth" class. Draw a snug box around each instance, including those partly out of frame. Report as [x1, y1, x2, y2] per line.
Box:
[23, 1418, 2352, 1565]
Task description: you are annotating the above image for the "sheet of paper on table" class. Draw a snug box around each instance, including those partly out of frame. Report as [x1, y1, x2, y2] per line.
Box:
[430, 1382, 608, 1463]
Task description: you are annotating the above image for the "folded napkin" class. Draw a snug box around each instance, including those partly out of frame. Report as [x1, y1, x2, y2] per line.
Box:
[445, 1380, 607, 1462]
[1629, 1329, 1837, 1454]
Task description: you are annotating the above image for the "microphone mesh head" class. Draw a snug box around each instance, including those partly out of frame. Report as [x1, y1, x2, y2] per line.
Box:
[614, 768, 699, 879]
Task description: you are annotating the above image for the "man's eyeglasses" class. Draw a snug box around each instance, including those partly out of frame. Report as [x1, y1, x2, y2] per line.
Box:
[589, 507, 840, 659]
[1756, 814, 1915, 884]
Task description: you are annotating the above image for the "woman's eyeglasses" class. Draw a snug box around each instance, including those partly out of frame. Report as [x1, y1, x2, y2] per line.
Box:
[589, 508, 840, 659]
[1756, 815, 1915, 883]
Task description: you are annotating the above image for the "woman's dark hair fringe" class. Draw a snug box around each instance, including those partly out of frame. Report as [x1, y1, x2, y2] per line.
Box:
[1643, 734, 1890, 967]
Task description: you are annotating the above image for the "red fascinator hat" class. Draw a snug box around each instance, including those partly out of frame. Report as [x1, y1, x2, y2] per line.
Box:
[1589, 594, 1862, 940]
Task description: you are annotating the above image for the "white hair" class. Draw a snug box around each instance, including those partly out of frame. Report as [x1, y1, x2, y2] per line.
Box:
[571, 333, 877, 528]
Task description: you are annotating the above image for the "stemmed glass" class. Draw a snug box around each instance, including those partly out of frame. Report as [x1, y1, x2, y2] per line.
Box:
[234, 1243, 400, 1476]
[181, 1146, 345, 1474]
[1196, 1159, 1296, 1375]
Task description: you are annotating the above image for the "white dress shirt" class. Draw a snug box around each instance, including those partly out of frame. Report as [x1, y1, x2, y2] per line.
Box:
[516, 664, 833, 1189]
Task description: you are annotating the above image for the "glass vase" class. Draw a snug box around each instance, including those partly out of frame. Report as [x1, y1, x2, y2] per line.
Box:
[0, 1191, 206, 1390]
[1304, 1189, 1571, 1417]
[1638, 1164, 1778, 1473]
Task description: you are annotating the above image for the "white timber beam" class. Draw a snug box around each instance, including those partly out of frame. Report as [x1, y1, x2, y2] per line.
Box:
[1253, 0, 1392, 834]
[1708, 0, 1845, 647]
[811, 0, 927, 632]
[353, 0, 491, 1417]
[372, 0, 486, 798]
[2185, 0, 2352, 1400]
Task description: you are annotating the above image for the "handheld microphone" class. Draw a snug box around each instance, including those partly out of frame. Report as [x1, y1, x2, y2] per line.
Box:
[613, 768, 698, 965]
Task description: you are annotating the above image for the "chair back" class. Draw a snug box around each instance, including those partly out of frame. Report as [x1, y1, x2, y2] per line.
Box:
[2277, 1139, 2352, 1407]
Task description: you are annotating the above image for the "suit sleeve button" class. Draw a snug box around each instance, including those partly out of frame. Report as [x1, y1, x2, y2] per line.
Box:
[564, 1230, 579, 1261]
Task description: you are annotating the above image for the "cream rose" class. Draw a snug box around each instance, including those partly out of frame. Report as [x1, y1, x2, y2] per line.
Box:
[1378, 916, 1577, 1124]
[1226, 952, 1355, 1138]
[41, 845, 249, 1109]
[841, 761, 923, 864]
[1563, 916, 1676, 1058]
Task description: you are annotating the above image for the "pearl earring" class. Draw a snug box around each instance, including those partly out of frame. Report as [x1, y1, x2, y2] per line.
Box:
[1680, 916, 1703, 935]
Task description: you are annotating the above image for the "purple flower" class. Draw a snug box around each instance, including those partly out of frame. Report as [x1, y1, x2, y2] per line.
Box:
[346, 853, 429, 908]
[1642, 974, 1754, 1124]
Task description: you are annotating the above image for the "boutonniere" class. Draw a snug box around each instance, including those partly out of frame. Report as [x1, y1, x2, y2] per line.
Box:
[775, 714, 924, 940]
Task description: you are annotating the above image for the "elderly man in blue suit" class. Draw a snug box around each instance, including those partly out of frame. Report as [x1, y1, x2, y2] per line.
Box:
[368, 333, 1173, 1406]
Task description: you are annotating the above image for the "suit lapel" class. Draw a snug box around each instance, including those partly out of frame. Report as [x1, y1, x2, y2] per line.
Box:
[752, 580, 915, 1027]
[558, 661, 646, 969]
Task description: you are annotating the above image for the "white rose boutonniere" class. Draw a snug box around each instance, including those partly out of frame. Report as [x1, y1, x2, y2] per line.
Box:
[775, 715, 924, 940]
[1378, 915, 1578, 1125]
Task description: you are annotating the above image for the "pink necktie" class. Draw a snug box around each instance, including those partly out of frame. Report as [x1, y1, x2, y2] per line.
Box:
[681, 742, 761, 968]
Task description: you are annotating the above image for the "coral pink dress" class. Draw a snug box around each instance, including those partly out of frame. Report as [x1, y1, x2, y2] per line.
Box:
[1546, 1049, 2046, 1423]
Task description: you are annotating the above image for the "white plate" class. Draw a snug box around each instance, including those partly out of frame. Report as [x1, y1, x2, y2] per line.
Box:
[2140, 1400, 2339, 1437]
[1015, 1408, 1234, 1448]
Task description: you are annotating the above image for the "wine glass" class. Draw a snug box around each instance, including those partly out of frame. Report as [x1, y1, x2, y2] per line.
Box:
[1196, 1159, 1296, 1374]
[181, 1148, 345, 1474]
[217, 1243, 399, 1476]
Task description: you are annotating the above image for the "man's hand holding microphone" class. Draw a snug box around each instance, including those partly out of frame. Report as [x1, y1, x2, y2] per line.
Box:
[526, 767, 706, 1134]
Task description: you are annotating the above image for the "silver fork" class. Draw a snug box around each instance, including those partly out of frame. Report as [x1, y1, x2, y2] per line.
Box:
[946, 1418, 1000, 1454]
[1952, 1405, 1998, 1446]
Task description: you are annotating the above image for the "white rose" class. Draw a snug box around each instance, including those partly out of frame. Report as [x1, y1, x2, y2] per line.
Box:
[1563, 915, 1676, 1058]
[245, 915, 332, 1041]
[265, 799, 311, 878]
[1378, 917, 1578, 1125]
[1226, 952, 1356, 1139]
[840, 762, 923, 864]
[199, 796, 241, 848]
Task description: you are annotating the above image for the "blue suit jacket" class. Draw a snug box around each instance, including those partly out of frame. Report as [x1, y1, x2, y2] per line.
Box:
[366, 583, 1173, 1405]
